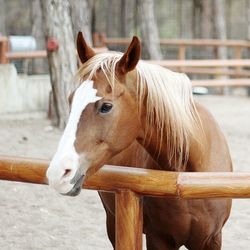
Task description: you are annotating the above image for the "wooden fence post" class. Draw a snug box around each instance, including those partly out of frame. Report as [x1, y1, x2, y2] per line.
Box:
[178, 45, 186, 72]
[116, 190, 143, 250]
[235, 46, 242, 77]
[100, 32, 107, 47]
[92, 32, 99, 47]
[178, 45, 186, 60]
[0, 38, 9, 64]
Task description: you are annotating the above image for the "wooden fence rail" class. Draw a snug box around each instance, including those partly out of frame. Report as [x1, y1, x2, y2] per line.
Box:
[1, 35, 250, 86]
[101, 36, 250, 61]
[1, 155, 250, 199]
[103, 37, 250, 48]
[3, 51, 250, 85]
[1, 155, 250, 249]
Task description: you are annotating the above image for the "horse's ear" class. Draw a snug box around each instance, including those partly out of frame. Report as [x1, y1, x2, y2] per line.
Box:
[77, 31, 95, 64]
[116, 36, 141, 74]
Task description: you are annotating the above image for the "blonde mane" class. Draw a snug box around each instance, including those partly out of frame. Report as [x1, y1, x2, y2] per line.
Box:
[76, 52, 202, 170]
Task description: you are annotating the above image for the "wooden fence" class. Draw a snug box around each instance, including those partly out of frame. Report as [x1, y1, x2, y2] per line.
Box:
[99, 35, 250, 60]
[2, 36, 250, 63]
[1, 35, 250, 87]
[0, 36, 107, 64]
[0, 37, 9, 64]
[100, 35, 250, 87]
[1, 155, 250, 250]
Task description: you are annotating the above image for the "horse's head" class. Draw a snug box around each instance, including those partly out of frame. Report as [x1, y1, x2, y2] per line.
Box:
[46, 32, 142, 196]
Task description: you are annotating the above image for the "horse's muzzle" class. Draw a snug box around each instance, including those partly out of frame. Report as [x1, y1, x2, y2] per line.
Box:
[63, 174, 85, 197]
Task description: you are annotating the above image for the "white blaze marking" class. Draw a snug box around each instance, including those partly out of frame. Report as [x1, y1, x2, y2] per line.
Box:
[46, 80, 101, 193]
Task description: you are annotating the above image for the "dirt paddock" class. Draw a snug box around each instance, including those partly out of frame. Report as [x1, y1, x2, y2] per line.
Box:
[0, 95, 250, 250]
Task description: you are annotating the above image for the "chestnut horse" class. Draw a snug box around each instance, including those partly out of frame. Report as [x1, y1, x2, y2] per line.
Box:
[46, 32, 232, 249]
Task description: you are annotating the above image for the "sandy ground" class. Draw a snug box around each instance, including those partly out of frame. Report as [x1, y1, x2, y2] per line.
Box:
[0, 95, 250, 250]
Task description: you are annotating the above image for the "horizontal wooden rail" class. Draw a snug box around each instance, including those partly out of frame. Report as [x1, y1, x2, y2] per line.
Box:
[1, 155, 250, 199]
[178, 68, 250, 77]
[85, 166, 250, 199]
[0, 37, 8, 42]
[148, 59, 250, 68]
[6, 50, 47, 60]
[5, 47, 108, 60]
[5, 51, 250, 68]
[159, 39, 250, 47]
[0, 156, 48, 184]
[192, 78, 250, 87]
[105, 38, 250, 48]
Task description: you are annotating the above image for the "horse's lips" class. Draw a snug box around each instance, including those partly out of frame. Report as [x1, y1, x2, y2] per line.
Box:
[63, 174, 85, 197]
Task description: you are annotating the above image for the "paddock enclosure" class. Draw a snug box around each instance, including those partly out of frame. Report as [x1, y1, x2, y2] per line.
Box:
[0, 95, 249, 250]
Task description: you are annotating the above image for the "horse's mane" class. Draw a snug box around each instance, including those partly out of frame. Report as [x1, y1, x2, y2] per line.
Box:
[76, 52, 202, 170]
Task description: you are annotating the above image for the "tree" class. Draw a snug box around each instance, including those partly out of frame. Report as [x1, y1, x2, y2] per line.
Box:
[120, 0, 129, 37]
[106, 0, 120, 37]
[213, 0, 229, 94]
[0, 0, 6, 35]
[137, 0, 162, 59]
[213, 0, 227, 59]
[31, 0, 45, 73]
[40, 0, 77, 128]
[70, 0, 92, 45]
[201, 0, 212, 39]
[246, 0, 250, 96]
[192, 0, 202, 38]
[247, 0, 250, 41]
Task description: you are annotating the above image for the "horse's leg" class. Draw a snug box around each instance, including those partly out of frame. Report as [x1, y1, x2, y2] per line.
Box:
[146, 232, 179, 250]
[203, 232, 222, 250]
[186, 232, 222, 250]
[98, 192, 116, 249]
[104, 207, 116, 248]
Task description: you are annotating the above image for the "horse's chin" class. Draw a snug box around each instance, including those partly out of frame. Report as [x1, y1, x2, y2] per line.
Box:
[62, 174, 85, 197]
[63, 185, 82, 197]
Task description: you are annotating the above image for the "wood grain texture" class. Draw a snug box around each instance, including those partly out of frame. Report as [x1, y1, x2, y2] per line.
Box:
[178, 172, 250, 198]
[5, 48, 107, 61]
[116, 190, 143, 250]
[84, 165, 178, 197]
[0, 155, 48, 185]
[191, 78, 250, 87]
[1, 156, 250, 199]
[0, 38, 9, 63]
[105, 38, 250, 47]
[149, 59, 250, 67]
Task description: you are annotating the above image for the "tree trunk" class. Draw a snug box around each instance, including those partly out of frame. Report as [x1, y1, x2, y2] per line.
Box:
[120, 0, 129, 37]
[137, 0, 162, 59]
[178, 0, 183, 38]
[40, 0, 77, 128]
[106, 0, 120, 38]
[201, 0, 212, 39]
[213, 0, 229, 94]
[246, 0, 250, 96]
[246, 0, 250, 40]
[213, 0, 227, 59]
[192, 0, 202, 38]
[31, 0, 46, 74]
[70, 0, 92, 46]
[0, 0, 6, 35]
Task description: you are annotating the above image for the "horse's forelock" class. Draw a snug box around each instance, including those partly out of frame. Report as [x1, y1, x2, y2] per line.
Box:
[76, 52, 122, 87]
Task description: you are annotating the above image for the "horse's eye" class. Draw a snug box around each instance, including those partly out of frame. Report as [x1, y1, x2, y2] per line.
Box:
[99, 103, 113, 113]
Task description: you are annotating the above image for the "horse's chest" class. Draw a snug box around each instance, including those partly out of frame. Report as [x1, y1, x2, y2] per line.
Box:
[143, 197, 191, 240]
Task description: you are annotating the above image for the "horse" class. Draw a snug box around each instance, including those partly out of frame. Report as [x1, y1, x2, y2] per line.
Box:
[46, 32, 232, 250]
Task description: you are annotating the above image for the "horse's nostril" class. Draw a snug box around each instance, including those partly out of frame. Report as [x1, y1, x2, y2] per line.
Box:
[63, 169, 72, 178]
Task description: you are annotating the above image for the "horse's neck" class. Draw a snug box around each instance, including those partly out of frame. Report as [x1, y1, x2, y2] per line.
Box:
[137, 124, 203, 172]
[137, 133, 177, 171]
